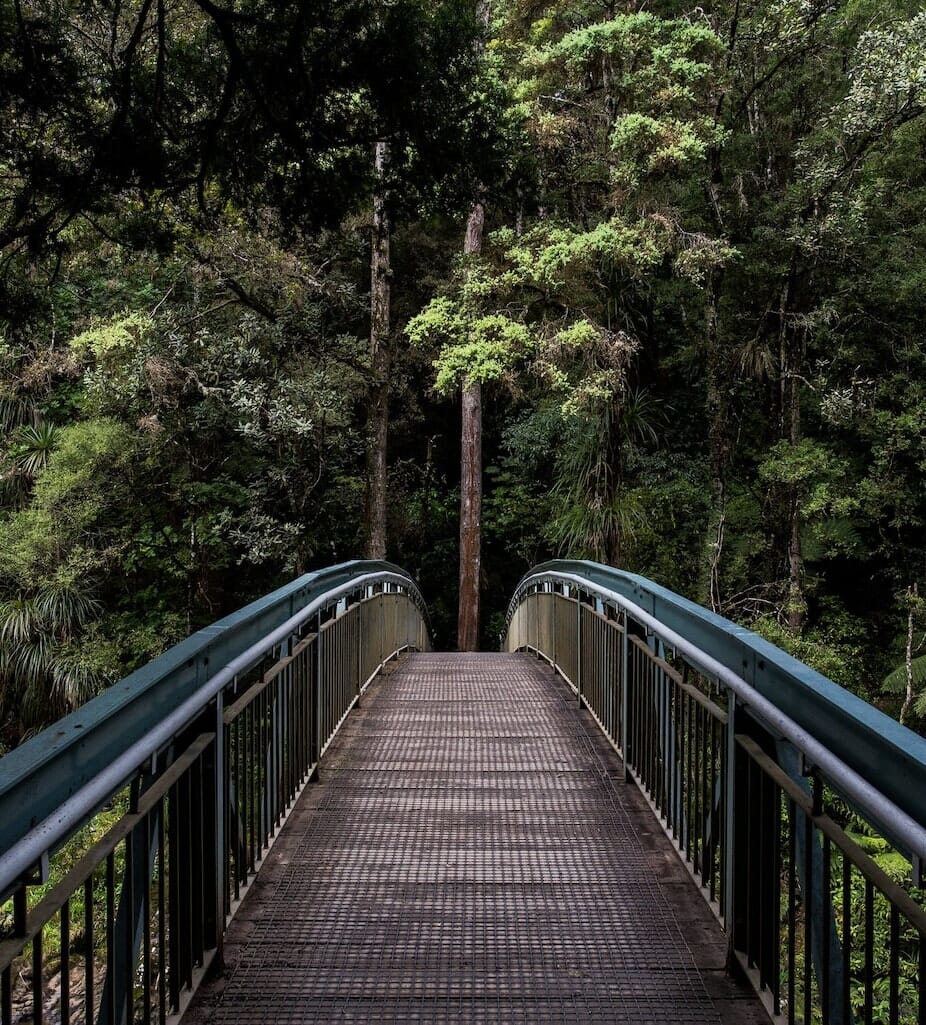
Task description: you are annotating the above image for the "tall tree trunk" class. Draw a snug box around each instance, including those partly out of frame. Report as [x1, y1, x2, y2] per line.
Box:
[457, 199, 485, 650]
[457, 0, 490, 651]
[901, 583, 918, 725]
[787, 360, 803, 632]
[365, 140, 390, 560]
[703, 267, 727, 613]
[777, 264, 805, 634]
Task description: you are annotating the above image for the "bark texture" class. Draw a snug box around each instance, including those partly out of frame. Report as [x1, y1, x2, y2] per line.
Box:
[456, 0, 490, 650]
[703, 269, 727, 613]
[457, 198, 485, 651]
[365, 140, 390, 560]
[458, 380, 483, 650]
[787, 362, 803, 633]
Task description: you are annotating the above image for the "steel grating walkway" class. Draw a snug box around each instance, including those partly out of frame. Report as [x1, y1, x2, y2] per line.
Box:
[184, 653, 770, 1025]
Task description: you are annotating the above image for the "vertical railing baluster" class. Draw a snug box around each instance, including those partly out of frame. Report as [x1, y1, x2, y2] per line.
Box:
[157, 797, 167, 1025]
[770, 775, 782, 1015]
[788, 799, 796, 1025]
[60, 900, 70, 1025]
[889, 905, 900, 1025]
[864, 879, 874, 1025]
[822, 834, 831, 1025]
[722, 698, 736, 938]
[621, 615, 628, 775]
[31, 931, 42, 1025]
[85, 876, 95, 1025]
[143, 813, 152, 1025]
[105, 853, 115, 1025]
[841, 852, 851, 1025]
[804, 807, 814, 1025]
[2, 963, 12, 1025]
[124, 832, 135, 1025]
[2, 964, 12, 1025]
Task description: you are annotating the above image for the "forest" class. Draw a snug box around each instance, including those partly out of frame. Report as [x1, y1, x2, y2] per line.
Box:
[1, 0, 926, 751]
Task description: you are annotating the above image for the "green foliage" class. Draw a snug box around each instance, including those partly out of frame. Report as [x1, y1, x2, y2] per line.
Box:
[752, 606, 867, 691]
[0, 7, 924, 1012]
[0, 418, 136, 731]
[408, 294, 533, 393]
[0, 0, 925, 770]
[883, 655, 926, 717]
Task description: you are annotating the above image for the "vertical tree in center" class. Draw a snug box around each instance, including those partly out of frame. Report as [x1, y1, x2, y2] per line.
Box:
[366, 139, 391, 560]
[457, 0, 490, 651]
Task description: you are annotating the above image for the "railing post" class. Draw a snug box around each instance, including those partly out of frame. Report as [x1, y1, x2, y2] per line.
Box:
[730, 703, 750, 962]
[551, 585, 557, 671]
[723, 694, 737, 948]
[357, 598, 363, 705]
[212, 694, 225, 958]
[532, 587, 537, 654]
[310, 611, 322, 782]
[381, 585, 386, 664]
[621, 613, 629, 779]
[576, 595, 583, 705]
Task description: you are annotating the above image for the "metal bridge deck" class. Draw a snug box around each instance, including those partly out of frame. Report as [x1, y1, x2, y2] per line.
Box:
[184, 653, 769, 1025]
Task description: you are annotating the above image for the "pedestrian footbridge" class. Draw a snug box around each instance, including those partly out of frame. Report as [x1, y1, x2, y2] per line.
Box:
[1, 562, 924, 1024]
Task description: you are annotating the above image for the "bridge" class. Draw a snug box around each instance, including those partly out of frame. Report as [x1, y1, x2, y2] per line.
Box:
[1, 561, 925, 1024]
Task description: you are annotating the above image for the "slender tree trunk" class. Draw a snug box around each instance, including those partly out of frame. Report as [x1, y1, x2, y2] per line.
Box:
[776, 263, 805, 634]
[703, 268, 727, 613]
[365, 140, 390, 560]
[901, 583, 917, 725]
[787, 344, 803, 632]
[457, 0, 490, 651]
[458, 199, 485, 650]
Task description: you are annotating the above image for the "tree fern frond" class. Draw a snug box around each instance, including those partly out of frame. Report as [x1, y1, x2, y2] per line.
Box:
[915, 688, 926, 717]
[882, 654, 926, 694]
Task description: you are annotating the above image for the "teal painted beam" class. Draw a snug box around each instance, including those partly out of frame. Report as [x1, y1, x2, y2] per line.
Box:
[524, 559, 926, 843]
[0, 560, 406, 861]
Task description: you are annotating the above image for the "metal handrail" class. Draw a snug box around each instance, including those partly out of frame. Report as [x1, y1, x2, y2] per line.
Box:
[506, 561, 926, 869]
[1, 562, 430, 1025]
[0, 561, 427, 894]
[504, 561, 926, 1024]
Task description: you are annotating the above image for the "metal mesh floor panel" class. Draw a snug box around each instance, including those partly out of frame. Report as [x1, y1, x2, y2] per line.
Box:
[184, 653, 769, 1025]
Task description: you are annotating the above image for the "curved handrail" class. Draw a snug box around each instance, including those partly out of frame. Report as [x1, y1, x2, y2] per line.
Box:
[507, 559, 926, 865]
[0, 561, 427, 884]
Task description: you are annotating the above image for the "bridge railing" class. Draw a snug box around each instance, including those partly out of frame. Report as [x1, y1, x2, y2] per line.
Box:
[0, 561, 429, 1025]
[505, 560, 926, 1025]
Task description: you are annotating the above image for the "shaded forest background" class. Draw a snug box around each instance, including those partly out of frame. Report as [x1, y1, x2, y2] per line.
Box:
[2, 0, 926, 750]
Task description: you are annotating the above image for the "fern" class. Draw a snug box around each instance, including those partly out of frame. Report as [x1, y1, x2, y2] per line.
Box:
[882, 653, 926, 694]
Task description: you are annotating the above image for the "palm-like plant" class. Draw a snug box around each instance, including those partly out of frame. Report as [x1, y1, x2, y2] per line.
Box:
[548, 388, 660, 565]
[0, 582, 103, 731]
[1, 420, 60, 507]
[8, 421, 59, 477]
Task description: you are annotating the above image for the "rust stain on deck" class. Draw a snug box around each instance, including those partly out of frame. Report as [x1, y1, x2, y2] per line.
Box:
[184, 653, 769, 1024]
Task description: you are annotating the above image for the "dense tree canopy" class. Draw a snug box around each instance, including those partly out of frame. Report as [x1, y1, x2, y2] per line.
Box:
[2, 0, 926, 749]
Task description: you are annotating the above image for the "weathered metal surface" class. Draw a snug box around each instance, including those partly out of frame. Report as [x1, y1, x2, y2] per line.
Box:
[0, 561, 425, 867]
[184, 653, 769, 1025]
[513, 561, 926, 840]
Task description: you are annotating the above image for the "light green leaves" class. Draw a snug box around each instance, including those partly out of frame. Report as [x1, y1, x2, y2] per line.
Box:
[69, 313, 153, 358]
[407, 298, 532, 393]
